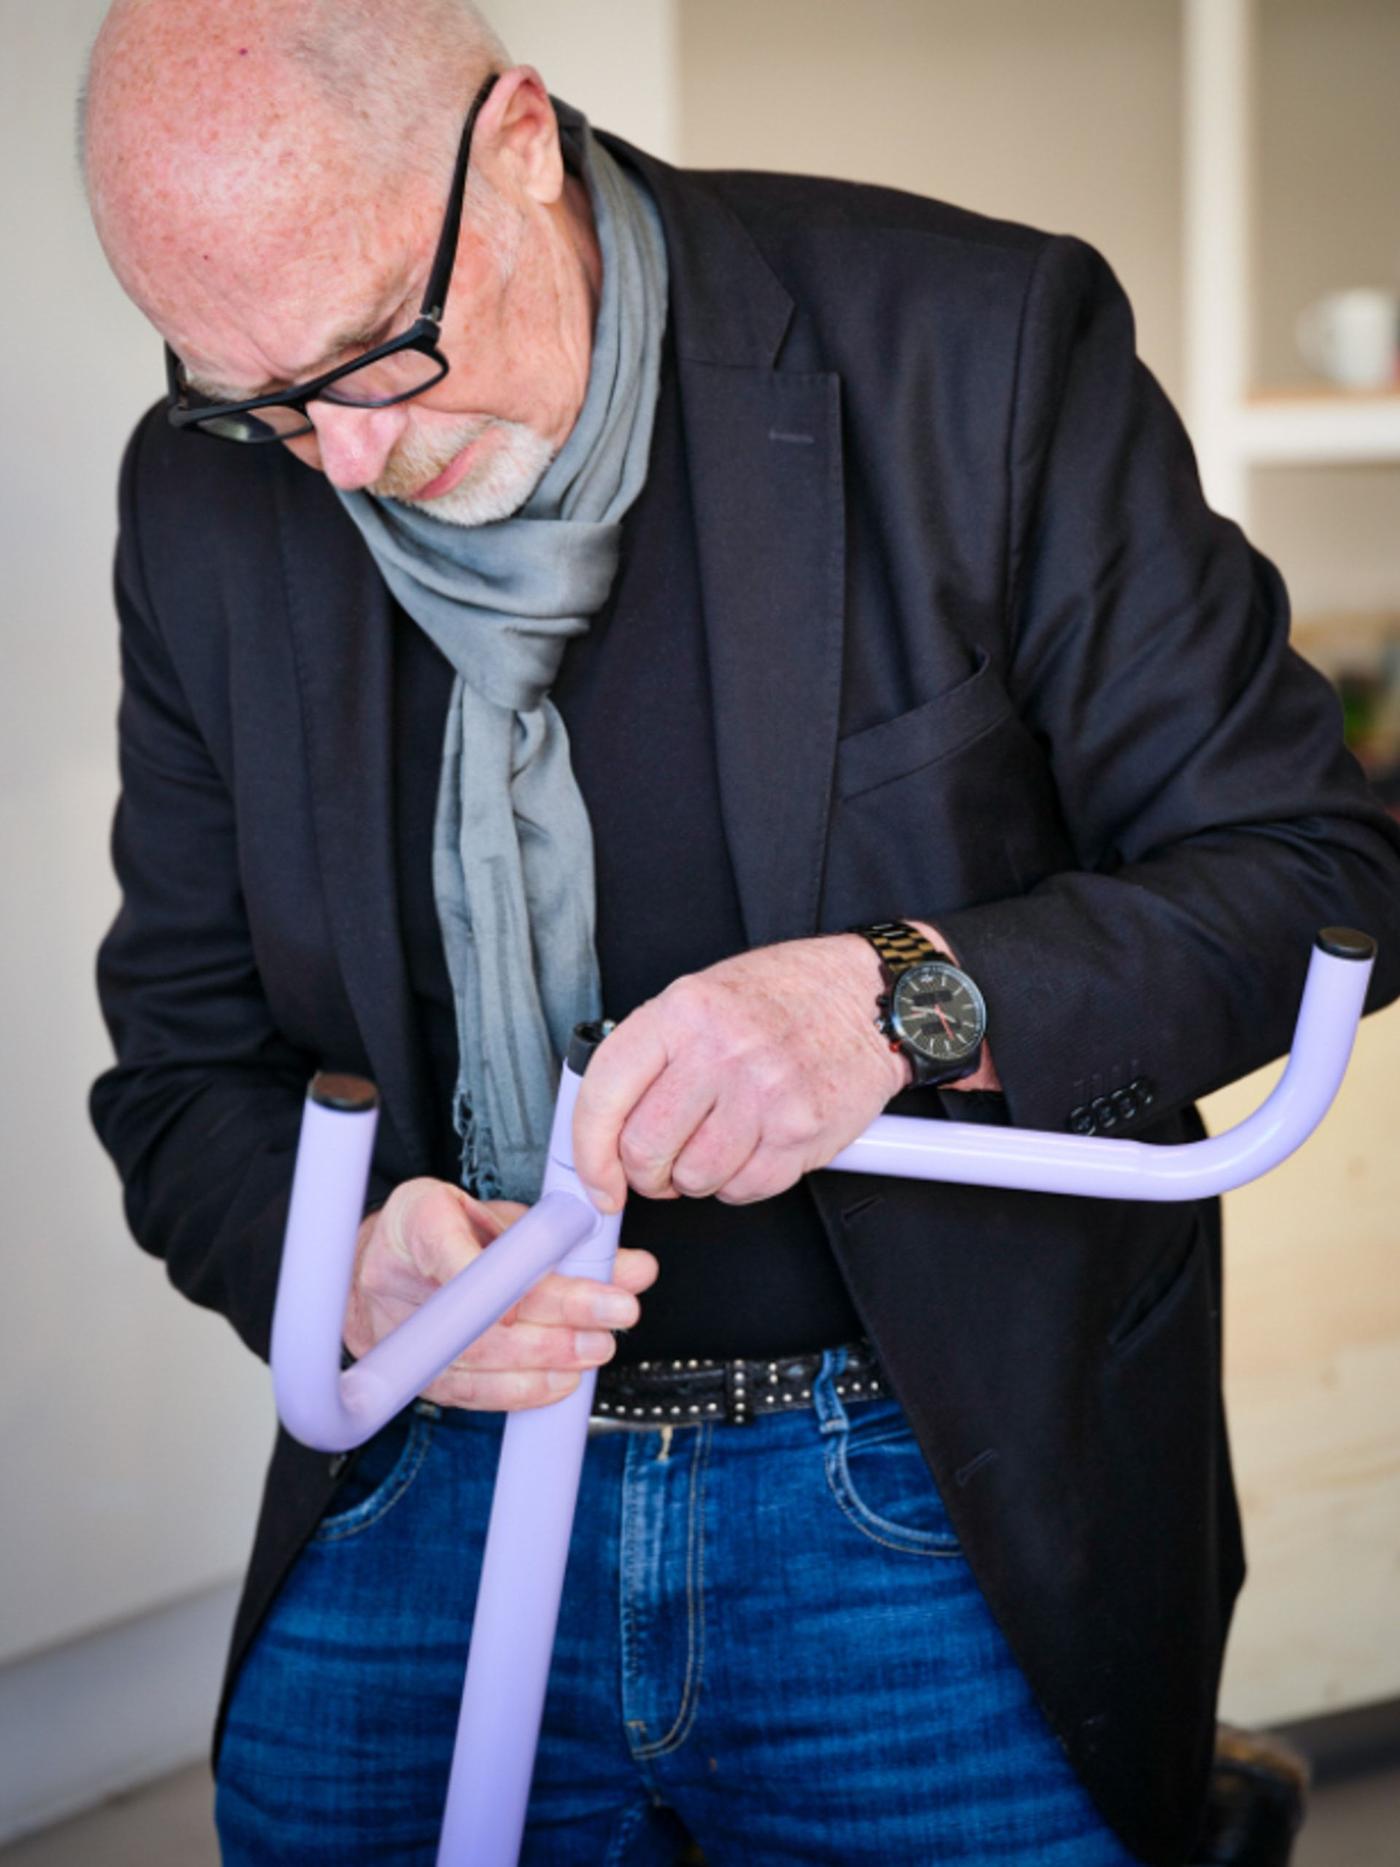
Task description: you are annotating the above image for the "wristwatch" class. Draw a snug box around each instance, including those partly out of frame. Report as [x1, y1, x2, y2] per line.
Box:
[848, 920, 988, 1088]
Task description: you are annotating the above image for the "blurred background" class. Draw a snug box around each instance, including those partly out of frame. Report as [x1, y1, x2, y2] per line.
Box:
[2, 0, 1397, 1856]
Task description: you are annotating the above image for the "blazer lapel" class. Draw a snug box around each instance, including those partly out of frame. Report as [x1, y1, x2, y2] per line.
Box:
[602, 123, 848, 952]
[680, 361, 845, 949]
[272, 471, 434, 1172]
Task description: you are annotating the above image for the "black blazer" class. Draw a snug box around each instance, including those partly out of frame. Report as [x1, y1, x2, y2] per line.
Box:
[91, 114, 1400, 1866]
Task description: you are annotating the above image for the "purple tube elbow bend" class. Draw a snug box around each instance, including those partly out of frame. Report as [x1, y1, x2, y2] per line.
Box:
[826, 928, 1375, 1197]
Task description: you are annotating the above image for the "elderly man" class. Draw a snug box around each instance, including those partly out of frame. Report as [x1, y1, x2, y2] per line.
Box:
[83, 1, 1400, 1862]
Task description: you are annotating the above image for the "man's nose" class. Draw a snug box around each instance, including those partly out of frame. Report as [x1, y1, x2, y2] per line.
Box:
[306, 402, 408, 491]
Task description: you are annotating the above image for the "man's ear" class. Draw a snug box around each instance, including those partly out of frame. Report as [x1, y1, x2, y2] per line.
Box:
[478, 66, 564, 208]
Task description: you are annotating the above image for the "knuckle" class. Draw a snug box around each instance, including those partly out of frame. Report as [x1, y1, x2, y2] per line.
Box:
[400, 1177, 457, 1224]
[763, 1097, 815, 1151]
[559, 1326, 592, 1366]
[530, 1371, 578, 1408]
[671, 1160, 715, 1197]
[468, 1368, 576, 1411]
[763, 1119, 805, 1156]
[385, 1174, 435, 1214]
[661, 973, 710, 1016]
[429, 1369, 476, 1408]
[617, 1127, 664, 1176]
[717, 1161, 787, 1205]
[752, 1047, 797, 1095]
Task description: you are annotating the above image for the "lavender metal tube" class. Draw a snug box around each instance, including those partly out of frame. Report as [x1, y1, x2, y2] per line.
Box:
[271, 1064, 619, 1867]
[435, 1063, 622, 1867]
[272, 1072, 603, 1455]
[829, 930, 1376, 1195]
[269, 928, 1375, 1867]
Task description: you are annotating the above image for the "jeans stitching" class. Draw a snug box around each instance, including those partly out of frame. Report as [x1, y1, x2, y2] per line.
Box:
[634, 1422, 710, 1759]
[310, 1413, 435, 1544]
[601, 1799, 649, 1867]
[841, 1420, 918, 1453]
[825, 1431, 963, 1559]
[620, 1432, 645, 1745]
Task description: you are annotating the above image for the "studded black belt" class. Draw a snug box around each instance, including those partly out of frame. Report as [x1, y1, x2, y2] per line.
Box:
[593, 1337, 888, 1428]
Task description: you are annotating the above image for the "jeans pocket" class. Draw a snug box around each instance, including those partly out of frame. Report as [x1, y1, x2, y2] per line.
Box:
[824, 1406, 964, 1558]
[311, 1405, 436, 1544]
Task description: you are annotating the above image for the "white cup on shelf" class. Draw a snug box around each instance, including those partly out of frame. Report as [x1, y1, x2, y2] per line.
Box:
[1295, 288, 1400, 390]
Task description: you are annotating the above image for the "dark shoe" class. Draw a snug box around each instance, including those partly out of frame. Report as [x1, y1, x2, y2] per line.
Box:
[1191, 1723, 1310, 1866]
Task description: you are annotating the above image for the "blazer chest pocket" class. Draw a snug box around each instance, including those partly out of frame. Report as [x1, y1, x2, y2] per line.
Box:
[825, 650, 1059, 918]
[834, 650, 1013, 802]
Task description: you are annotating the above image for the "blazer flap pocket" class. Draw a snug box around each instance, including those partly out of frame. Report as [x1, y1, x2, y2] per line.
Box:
[836, 650, 1014, 801]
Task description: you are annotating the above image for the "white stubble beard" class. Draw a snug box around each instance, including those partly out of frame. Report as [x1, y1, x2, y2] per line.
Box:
[378, 416, 558, 528]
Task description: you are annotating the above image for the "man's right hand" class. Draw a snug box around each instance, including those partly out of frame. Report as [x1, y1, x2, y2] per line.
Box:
[342, 1179, 659, 1410]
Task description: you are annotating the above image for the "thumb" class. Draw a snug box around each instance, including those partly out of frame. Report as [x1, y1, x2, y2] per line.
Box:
[397, 1183, 492, 1288]
[475, 1196, 530, 1240]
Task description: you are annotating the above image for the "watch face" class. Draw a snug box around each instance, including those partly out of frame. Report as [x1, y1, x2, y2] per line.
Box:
[890, 962, 987, 1064]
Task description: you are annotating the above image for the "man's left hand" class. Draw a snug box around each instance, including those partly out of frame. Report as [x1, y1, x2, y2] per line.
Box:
[572, 927, 1000, 1212]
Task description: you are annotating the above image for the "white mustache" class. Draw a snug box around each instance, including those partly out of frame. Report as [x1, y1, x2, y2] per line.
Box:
[374, 420, 494, 501]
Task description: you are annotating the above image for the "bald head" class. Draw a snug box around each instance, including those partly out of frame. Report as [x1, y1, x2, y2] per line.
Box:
[83, 0, 511, 331]
[81, 0, 603, 526]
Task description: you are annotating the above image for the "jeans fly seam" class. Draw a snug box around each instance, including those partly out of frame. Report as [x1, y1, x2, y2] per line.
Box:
[602, 1799, 652, 1867]
[619, 1432, 647, 1719]
[634, 1422, 709, 1759]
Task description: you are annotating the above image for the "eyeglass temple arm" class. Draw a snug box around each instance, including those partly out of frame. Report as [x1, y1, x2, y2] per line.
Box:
[422, 70, 502, 323]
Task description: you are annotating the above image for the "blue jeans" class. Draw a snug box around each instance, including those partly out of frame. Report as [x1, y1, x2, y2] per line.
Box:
[215, 1348, 1142, 1864]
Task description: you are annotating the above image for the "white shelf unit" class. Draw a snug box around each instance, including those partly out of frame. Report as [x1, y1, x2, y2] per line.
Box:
[1182, 0, 1400, 526]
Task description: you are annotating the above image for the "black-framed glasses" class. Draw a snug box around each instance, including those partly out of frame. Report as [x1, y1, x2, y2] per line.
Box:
[165, 71, 501, 444]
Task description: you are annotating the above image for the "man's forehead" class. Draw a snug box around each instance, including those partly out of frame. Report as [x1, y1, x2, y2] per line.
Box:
[178, 257, 414, 399]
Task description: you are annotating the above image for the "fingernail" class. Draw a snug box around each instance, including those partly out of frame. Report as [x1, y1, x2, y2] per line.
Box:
[574, 1330, 615, 1361]
[591, 1294, 636, 1326]
[582, 1183, 620, 1214]
[548, 1369, 580, 1391]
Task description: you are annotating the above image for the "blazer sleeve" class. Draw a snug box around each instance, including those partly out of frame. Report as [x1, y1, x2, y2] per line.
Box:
[933, 233, 1400, 1135]
[89, 416, 395, 1362]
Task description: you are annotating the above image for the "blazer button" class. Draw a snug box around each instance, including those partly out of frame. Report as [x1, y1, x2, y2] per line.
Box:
[1129, 1075, 1156, 1108]
[1090, 1095, 1118, 1130]
[1110, 1088, 1138, 1122]
[1069, 1104, 1097, 1135]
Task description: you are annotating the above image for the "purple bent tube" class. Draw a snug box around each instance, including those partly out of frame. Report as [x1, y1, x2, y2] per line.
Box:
[269, 927, 1375, 1867]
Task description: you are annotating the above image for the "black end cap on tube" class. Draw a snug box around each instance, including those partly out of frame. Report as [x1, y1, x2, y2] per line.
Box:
[567, 1020, 615, 1076]
[310, 1071, 379, 1112]
[1315, 927, 1377, 962]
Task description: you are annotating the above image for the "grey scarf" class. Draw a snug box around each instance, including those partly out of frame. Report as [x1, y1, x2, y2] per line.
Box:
[337, 116, 667, 1199]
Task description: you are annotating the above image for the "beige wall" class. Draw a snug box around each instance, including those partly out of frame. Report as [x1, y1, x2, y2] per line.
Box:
[679, 0, 1185, 398]
[677, 0, 1400, 618]
[488, 0, 679, 159]
[0, 0, 275, 1673]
